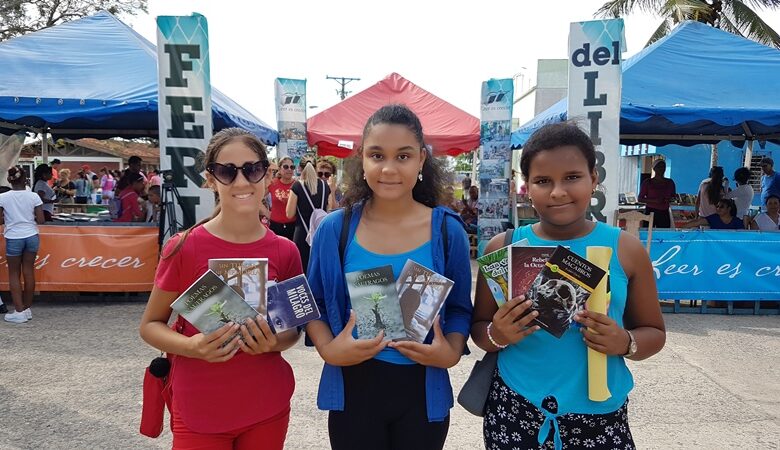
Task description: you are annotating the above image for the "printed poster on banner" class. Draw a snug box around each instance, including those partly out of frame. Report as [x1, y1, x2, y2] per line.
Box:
[567, 19, 624, 223]
[275, 78, 308, 162]
[478, 79, 513, 256]
[156, 14, 213, 231]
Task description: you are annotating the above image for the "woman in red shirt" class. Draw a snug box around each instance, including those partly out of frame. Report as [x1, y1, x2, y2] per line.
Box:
[114, 173, 145, 222]
[139, 128, 303, 449]
[638, 159, 676, 228]
[267, 156, 296, 240]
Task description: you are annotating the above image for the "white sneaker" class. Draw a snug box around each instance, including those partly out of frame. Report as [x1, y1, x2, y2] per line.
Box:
[4, 311, 28, 324]
[24, 308, 32, 320]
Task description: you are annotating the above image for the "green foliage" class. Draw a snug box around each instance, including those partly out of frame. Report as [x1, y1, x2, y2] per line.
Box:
[454, 153, 474, 173]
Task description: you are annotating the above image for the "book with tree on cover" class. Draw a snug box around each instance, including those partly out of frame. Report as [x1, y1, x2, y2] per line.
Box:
[170, 269, 259, 341]
[477, 238, 529, 306]
[345, 265, 405, 341]
[524, 245, 607, 338]
[396, 259, 454, 342]
[208, 259, 268, 317]
[266, 274, 320, 333]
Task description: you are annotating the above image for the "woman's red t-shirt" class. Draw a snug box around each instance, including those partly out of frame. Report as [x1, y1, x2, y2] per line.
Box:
[155, 225, 303, 433]
[116, 187, 141, 222]
[268, 179, 295, 224]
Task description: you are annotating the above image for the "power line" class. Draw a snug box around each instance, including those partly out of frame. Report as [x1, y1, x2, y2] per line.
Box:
[326, 75, 360, 100]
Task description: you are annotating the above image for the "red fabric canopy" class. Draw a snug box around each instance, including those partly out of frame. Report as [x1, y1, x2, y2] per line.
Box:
[307, 73, 480, 158]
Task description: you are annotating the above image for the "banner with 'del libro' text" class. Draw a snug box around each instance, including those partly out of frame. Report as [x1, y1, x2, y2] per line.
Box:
[568, 19, 624, 223]
[275, 78, 308, 162]
[157, 14, 213, 232]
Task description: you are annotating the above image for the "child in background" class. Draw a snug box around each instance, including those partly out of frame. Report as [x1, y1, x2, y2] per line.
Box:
[139, 128, 302, 449]
[0, 166, 44, 324]
[471, 123, 665, 450]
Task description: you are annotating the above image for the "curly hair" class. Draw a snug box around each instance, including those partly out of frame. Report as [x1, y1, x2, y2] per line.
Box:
[520, 122, 596, 181]
[341, 104, 444, 210]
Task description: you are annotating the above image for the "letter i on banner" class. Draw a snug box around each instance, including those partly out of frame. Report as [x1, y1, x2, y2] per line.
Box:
[567, 19, 624, 223]
[274, 78, 308, 164]
[478, 79, 514, 256]
[156, 14, 213, 233]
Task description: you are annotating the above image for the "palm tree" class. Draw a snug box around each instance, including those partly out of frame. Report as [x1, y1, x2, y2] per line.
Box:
[595, 0, 780, 48]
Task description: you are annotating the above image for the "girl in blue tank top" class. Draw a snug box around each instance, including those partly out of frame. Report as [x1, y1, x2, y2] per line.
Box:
[471, 123, 666, 450]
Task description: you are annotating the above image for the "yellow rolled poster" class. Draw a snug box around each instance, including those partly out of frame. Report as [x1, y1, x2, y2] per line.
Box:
[585, 246, 612, 402]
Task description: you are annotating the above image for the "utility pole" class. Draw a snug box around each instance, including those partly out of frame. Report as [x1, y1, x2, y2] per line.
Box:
[326, 75, 360, 100]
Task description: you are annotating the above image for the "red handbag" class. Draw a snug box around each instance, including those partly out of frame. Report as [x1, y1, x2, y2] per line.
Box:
[139, 317, 182, 438]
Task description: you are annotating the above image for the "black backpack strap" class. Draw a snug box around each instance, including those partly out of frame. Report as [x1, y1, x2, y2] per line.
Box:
[339, 208, 352, 266]
[503, 226, 515, 246]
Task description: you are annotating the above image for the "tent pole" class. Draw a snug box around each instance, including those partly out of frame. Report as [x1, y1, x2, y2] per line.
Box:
[744, 140, 754, 168]
[41, 129, 49, 164]
[710, 143, 718, 168]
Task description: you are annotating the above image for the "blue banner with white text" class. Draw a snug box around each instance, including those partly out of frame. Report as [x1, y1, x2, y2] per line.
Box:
[641, 230, 780, 301]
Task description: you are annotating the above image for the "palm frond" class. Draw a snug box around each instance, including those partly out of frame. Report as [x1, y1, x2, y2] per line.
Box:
[659, 0, 712, 22]
[717, 14, 747, 37]
[738, 0, 780, 10]
[645, 17, 674, 46]
[595, 0, 666, 18]
[725, 0, 780, 48]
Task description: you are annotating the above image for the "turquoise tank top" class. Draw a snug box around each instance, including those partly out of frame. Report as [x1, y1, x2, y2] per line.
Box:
[497, 222, 634, 446]
[344, 238, 434, 365]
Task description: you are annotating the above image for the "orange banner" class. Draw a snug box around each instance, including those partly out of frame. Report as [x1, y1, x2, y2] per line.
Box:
[0, 225, 159, 292]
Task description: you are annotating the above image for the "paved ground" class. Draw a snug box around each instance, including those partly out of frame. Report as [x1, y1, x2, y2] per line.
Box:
[1, 298, 778, 449]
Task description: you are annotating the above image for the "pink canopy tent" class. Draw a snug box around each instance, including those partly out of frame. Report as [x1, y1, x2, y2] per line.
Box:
[307, 73, 480, 158]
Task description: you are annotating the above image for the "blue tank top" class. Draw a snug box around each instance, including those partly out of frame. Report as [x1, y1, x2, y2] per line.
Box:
[344, 238, 434, 365]
[498, 222, 634, 424]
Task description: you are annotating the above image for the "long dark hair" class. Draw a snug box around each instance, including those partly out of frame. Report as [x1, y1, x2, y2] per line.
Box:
[341, 104, 444, 211]
[162, 128, 269, 259]
[33, 164, 51, 188]
[706, 166, 724, 206]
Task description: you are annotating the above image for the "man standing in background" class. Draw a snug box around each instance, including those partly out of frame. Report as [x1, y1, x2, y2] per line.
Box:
[49, 158, 61, 187]
[760, 157, 780, 207]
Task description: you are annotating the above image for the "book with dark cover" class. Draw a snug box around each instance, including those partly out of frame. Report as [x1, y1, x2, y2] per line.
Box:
[266, 274, 320, 333]
[508, 245, 555, 303]
[208, 259, 268, 317]
[396, 259, 454, 342]
[345, 265, 405, 341]
[477, 238, 529, 306]
[525, 245, 607, 338]
[170, 270, 259, 339]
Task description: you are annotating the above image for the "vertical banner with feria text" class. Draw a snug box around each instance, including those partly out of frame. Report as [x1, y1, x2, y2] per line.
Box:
[478, 79, 514, 255]
[274, 78, 308, 162]
[567, 19, 624, 223]
[157, 14, 213, 232]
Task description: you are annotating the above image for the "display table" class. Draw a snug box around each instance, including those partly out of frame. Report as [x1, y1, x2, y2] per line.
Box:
[0, 223, 158, 292]
[640, 229, 780, 301]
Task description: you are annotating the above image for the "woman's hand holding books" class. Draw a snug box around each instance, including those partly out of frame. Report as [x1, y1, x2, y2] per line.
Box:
[389, 317, 463, 369]
[573, 310, 631, 356]
[186, 322, 242, 363]
[237, 316, 279, 355]
[318, 310, 388, 366]
[489, 296, 541, 347]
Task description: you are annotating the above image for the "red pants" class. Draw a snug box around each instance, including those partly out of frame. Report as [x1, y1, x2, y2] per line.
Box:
[171, 406, 289, 450]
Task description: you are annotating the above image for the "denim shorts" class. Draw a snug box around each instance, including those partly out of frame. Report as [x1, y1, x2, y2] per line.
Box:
[6, 235, 40, 257]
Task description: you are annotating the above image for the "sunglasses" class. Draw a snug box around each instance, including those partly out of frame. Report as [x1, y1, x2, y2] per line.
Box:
[281, 164, 294, 170]
[206, 161, 269, 185]
[318, 171, 332, 178]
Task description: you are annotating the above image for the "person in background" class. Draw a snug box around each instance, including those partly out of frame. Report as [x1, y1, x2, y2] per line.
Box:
[114, 172, 146, 222]
[461, 173, 472, 199]
[682, 198, 743, 230]
[695, 166, 725, 218]
[33, 164, 55, 221]
[317, 159, 341, 209]
[760, 157, 780, 207]
[443, 186, 461, 213]
[268, 156, 296, 240]
[48, 158, 61, 187]
[460, 185, 479, 234]
[99, 167, 115, 205]
[55, 168, 76, 204]
[90, 175, 101, 204]
[748, 195, 780, 231]
[259, 160, 277, 225]
[638, 159, 676, 228]
[82, 164, 97, 182]
[148, 168, 162, 188]
[724, 167, 754, 227]
[0, 166, 44, 324]
[144, 185, 162, 223]
[73, 170, 92, 205]
[287, 158, 330, 270]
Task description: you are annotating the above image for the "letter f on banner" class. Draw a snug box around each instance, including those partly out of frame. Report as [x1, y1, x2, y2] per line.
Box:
[156, 14, 214, 232]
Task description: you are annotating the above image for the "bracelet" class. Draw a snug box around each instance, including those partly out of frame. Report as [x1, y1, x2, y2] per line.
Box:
[486, 322, 508, 349]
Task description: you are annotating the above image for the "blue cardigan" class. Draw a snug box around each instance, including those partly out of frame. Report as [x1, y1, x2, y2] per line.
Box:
[306, 203, 474, 421]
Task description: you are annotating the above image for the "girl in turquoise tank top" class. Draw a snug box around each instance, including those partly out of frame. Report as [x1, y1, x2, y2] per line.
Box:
[471, 123, 666, 450]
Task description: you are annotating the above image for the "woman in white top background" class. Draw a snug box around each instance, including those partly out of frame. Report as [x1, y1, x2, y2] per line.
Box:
[749, 195, 780, 231]
[696, 166, 725, 218]
[0, 166, 44, 324]
[724, 167, 754, 227]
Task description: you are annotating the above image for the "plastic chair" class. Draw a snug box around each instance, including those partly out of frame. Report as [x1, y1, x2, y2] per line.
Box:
[614, 210, 654, 254]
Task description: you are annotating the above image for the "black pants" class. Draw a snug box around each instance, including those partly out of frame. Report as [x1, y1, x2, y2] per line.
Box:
[292, 225, 311, 271]
[329, 359, 450, 450]
[269, 220, 295, 241]
[645, 207, 672, 228]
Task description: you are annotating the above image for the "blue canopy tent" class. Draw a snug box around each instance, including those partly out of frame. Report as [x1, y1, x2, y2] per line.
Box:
[511, 21, 780, 148]
[0, 11, 278, 146]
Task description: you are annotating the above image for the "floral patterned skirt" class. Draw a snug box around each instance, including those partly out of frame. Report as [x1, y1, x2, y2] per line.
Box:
[483, 369, 635, 450]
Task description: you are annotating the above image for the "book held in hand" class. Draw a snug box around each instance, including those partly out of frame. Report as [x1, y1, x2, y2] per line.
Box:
[525, 245, 607, 338]
[396, 259, 454, 342]
[208, 259, 268, 316]
[170, 270, 259, 340]
[266, 274, 320, 333]
[477, 238, 529, 306]
[345, 265, 406, 341]
[508, 245, 555, 304]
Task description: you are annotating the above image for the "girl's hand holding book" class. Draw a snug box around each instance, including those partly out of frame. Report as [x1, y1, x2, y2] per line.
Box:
[237, 316, 278, 355]
[573, 310, 631, 356]
[186, 322, 242, 363]
[388, 317, 463, 369]
[490, 296, 540, 347]
[320, 310, 388, 366]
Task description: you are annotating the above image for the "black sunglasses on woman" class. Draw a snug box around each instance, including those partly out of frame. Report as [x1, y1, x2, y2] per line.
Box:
[206, 161, 269, 185]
